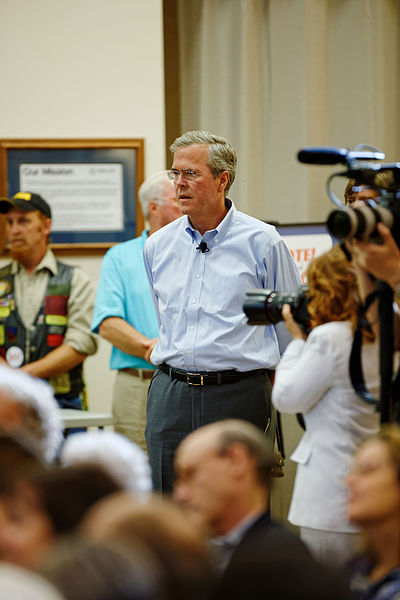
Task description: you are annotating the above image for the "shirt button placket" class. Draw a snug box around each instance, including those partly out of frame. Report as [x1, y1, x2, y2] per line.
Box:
[184, 251, 206, 368]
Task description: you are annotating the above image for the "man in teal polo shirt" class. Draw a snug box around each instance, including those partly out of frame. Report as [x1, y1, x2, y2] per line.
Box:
[92, 171, 181, 450]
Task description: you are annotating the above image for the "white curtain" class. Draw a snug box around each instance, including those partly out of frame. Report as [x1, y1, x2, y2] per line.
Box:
[172, 0, 400, 526]
[175, 0, 400, 224]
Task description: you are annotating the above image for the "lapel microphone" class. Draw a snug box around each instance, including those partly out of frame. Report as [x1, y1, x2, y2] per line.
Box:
[196, 241, 209, 253]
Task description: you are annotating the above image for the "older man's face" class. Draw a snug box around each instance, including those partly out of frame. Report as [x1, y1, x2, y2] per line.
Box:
[172, 144, 226, 224]
[5, 209, 51, 261]
[157, 181, 182, 227]
[173, 430, 233, 536]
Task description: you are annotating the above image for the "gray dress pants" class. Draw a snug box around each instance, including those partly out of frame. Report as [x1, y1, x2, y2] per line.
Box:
[145, 368, 273, 494]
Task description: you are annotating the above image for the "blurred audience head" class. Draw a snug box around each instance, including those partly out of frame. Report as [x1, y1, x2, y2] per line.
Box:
[82, 493, 213, 600]
[0, 430, 45, 494]
[40, 536, 166, 600]
[60, 430, 152, 502]
[173, 419, 274, 536]
[0, 366, 63, 463]
[0, 463, 122, 568]
[347, 423, 400, 530]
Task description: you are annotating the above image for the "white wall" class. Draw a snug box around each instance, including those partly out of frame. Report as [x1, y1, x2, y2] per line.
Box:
[0, 0, 166, 412]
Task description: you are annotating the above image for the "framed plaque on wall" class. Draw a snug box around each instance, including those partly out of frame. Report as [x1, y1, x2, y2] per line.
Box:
[0, 138, 144, 254]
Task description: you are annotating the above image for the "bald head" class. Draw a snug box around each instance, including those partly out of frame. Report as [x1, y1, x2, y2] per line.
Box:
[173, 420, 273, 536]
[177, 420, 273, 485]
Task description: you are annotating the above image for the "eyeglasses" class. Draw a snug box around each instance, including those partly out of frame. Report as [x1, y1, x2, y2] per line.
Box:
[167, 169, 208, 182]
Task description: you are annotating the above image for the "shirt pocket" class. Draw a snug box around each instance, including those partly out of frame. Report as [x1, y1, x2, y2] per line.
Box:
[201, 272, 257, 314]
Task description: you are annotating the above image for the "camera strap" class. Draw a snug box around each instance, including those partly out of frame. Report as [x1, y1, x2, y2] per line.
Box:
[392, 368, 400, 423]
[350, 290, 380, 407]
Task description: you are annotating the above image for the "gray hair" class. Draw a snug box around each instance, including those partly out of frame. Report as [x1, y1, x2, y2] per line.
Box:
[214, 419, 274, 488]
[61, 430, 152, 503]
[138, 170, 173, 220]
[169, 130, 237, 196]
[0, 366, 63, 463]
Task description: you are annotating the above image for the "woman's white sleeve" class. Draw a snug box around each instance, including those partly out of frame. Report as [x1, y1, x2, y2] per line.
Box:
[272, 332, 335, 414]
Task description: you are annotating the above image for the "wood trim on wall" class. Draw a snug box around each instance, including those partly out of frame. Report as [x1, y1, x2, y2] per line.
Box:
[163, 0, 181, 165]
[0, 138, 145, 255]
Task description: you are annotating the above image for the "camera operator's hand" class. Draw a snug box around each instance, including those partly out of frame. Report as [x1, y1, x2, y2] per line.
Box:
[352, 223, 400, 292]
[282, 304, 307, 340]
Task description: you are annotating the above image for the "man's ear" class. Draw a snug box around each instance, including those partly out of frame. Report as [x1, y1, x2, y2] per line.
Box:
[43, 218, 52, 237]
[147, 201, 159, 216]
[225, 442, 251, 479]
[217, 171, 230, 195]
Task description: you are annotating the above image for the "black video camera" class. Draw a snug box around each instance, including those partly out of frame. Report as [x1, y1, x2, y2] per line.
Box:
[297, 145, 400, 421]
[244, 285, 310, 332]
[327, 196, 400, 247]
[298, 146, 400, 247]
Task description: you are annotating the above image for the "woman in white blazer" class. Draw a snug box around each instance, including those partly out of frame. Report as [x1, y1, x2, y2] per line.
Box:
[272, 244, 380, 569]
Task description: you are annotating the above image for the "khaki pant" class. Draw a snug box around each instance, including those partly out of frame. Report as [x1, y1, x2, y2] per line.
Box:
[112, 370, 152, 452]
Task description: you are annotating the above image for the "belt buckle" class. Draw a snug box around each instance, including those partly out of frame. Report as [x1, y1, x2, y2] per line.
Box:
[186, 372, 204, 386]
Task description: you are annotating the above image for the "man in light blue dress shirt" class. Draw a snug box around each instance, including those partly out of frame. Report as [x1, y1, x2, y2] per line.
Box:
[143, 131, 301, 492]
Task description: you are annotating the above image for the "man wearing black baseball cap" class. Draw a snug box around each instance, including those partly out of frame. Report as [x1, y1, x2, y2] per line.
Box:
[0, 191, 97, 409]
[0, 192, 52, 218]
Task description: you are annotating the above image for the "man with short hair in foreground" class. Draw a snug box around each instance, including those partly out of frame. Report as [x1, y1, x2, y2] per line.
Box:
[173, 419, 309, 578]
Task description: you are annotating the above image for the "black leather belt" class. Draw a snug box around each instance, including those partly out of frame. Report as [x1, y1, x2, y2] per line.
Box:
[158, 363, 267, 386]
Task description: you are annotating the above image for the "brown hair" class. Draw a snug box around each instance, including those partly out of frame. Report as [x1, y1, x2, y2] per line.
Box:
[306, 245, 365, 335]
[82, 494, 212, 600]
[344, 171, 395, 203]
[26, 464, 123, 534]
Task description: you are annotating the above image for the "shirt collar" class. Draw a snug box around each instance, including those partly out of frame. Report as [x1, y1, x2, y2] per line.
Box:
[10, 248, 58, 276]
[211, 510, 264, 548]
[184, 199, 236, 245]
